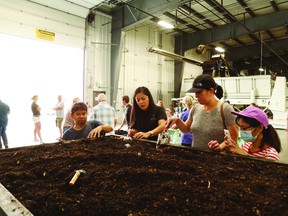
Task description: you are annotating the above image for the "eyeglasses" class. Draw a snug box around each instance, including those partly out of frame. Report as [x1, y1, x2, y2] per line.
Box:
[238, 125, 255, 132]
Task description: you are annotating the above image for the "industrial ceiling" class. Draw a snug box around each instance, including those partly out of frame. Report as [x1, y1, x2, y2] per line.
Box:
[33, 0, 288, 76]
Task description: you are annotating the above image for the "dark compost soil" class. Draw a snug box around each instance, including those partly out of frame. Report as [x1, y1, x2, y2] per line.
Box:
[0, 136, 288, 216]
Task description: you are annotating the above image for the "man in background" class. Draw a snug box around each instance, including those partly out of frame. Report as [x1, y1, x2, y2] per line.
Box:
[90, 93, 117, 135]
[0, 99, 10, 149]
[53, 95, 64, 139]
[118, 95, 132, 132]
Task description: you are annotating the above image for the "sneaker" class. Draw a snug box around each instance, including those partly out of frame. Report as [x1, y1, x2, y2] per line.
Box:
[34, 139, 39, 142]
[4, 145, 8, 149]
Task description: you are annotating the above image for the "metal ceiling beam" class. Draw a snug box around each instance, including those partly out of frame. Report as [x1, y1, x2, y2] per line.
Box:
[248, 33, 258, 42]
[114, 0, 190, 30]
[180, 4, 217, 27]
[236, 0, 255, 17]
[203, 0, 237, 23]
[219, 41, 231, 48]
[233, 53, 288, 73]
[178, 9, 288, 50]
[233, 38, 245, 46]
[163, 11, 201, 32]
[270, 0, 279, 11]
[265, 30, 276, 40]
[226, 38, 288, 61]
[163, 12, 187, 25]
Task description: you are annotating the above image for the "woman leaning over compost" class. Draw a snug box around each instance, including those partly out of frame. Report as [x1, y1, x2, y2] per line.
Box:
[166, 74, 239, 150]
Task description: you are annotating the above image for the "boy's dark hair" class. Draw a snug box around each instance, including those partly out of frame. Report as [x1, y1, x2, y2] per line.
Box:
[71, 102, 87, 114]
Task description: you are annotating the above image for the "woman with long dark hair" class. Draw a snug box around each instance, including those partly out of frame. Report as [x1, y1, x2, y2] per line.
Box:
[128, 86, 167, 141]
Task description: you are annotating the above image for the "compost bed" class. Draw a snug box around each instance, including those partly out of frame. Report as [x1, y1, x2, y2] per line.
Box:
[0, 136, 288, 216]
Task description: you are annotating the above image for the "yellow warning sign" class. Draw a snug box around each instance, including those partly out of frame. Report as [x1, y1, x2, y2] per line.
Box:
[36, 29, 55, 42]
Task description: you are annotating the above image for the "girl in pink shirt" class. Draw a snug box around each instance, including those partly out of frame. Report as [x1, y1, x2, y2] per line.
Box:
[229, 106, 281, 161]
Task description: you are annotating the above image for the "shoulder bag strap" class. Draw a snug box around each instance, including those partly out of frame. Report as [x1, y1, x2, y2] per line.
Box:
[220, 102, 226, 129]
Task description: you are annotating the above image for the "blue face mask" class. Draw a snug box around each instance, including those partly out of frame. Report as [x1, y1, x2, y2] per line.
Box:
[240, 128, 258, 142]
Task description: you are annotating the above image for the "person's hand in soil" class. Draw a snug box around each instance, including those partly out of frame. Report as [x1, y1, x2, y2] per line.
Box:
[128, 128, 138, 138]
[165, 117, 191, 134]
[165, 116, 178, 128]
[87, 125, 113, 139]
[132, 131, 153, 139]
[129, 129, 154, 139]
[208, 140, 228, 151]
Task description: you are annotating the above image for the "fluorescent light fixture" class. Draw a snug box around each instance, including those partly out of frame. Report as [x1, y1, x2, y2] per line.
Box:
[157, 20, 174, 29]
[215, 47, 225, 53]
[259, 67, 264, 72]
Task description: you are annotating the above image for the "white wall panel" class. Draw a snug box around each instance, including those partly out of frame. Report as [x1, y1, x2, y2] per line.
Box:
[84, 13, 112, 105]
[0, 0, 86, 48]
[86, 21, 174, 116]
[117, 25, 175, 110]
[70, 0, 103, 8]
[29, 0, 89, 18]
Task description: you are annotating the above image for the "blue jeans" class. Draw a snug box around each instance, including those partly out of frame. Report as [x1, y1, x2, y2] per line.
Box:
[0, 124, 8, 147]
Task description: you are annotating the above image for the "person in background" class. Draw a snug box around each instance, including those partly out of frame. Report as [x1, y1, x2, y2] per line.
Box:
[53, 95, 64, 139]
[165, 108, 172, 118]
[0, 99, 10, 149]
[118, 95, 132, 131]
[62, 102, 113, 141]
[63, 97, 81, 134]
[166, 74, 238, 150]
[128, 86, 167, 141]
[174, 101, 185, 117]
[179, 95, 194, 146]
[210, 106, 281, 161]
[85, 102, 92, 119]
[157, 101, 164, 108]
[90, 93, 118, 135]
[31, 95, 43, 143]
[157, 101, 172, 118]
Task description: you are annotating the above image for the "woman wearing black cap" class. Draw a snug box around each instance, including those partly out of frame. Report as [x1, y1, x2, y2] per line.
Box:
[166, 74, 238, 150]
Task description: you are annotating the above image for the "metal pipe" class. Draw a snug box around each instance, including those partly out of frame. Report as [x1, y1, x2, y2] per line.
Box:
[148, 47, 203, 66]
